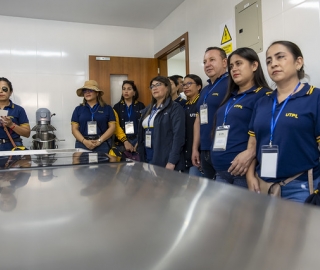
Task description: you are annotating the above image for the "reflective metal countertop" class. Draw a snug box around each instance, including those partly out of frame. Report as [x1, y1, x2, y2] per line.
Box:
[1, 161, 320, 270]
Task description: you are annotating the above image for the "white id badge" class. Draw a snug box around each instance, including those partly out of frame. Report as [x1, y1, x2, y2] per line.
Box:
[261, 145, 279, 178]
[88, 152, 98, 163]
[87, 121, 97, 135]
[125, 121, 134, 134]
[200, 104, 208, 124]
[212, 125, 230, 151]
[145, 130, 152, 148]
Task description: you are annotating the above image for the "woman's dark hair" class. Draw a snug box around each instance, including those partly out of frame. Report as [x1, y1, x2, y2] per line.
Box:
[267, 40, 305, 80]
[184, 74, 203, 91]
[143, 76, 171, 119]
[221, 47, 270, 106]
[0, 77, 13, 92]
[121, 80, 139, 102]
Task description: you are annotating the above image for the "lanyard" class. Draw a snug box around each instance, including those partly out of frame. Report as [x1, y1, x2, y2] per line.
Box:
[126, 104, 133, 120]
[223, 93, 247, 125]
[87, 103, 99, 121]
[269, 82, 301, 145]
[147, 106, 159, 129]
[203, 73, 228, 104]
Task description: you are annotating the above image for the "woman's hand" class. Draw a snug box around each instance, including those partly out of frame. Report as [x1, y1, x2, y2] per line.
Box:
[0, 116, 14, 128]
[134, 143, 138, 152]
[165, 162, 175, 170]
[228, 149, 255, 176]
[124, 140, 134, 152]
[247, 175, 260, 193]
[191, 149, 201, 167]
[83, 139, 97, 150]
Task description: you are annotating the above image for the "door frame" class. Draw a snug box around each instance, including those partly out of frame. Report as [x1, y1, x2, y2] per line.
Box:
[154, 32, 189, 77]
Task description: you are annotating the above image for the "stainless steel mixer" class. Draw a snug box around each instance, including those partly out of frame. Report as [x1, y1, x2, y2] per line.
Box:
[31, 108, 63, 149]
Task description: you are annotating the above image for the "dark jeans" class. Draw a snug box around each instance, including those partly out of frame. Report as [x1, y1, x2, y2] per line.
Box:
[215, 171, 248, 188]
[184, 166, 204, 177]
[200, 150, 216, 180]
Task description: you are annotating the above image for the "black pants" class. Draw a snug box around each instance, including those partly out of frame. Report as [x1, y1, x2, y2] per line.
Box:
[200, 150, 216, 180]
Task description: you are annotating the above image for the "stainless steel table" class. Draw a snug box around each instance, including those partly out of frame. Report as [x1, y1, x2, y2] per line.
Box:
[0, 161, 320, 270]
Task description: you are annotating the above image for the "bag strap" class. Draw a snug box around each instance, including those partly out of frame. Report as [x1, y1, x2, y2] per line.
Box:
[279, 172, 303, 186]
[280, 169, 313, 194]
[308, 168, 314, 194]
[3, 126, 17, 148]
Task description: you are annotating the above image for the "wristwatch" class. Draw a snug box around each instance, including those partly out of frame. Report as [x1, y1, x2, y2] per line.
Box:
[98, 138, 101, 143]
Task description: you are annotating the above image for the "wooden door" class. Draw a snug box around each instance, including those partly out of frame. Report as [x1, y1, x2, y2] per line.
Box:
[89, 56, 158, 106]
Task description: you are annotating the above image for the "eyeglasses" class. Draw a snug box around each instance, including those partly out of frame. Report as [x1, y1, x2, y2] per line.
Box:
[1, 86, 9, 92]
[182, 82, 196, 88]
[149, 82, 163, 90]
[82, 89, 95, 94]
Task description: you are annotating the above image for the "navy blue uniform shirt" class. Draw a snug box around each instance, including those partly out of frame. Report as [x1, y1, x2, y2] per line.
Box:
[71, 103, 115, 136]
[0, 100, 29, 140]
[184, 94, 200, 168]
[196, 73, 229, 150]
[211, 86, 269, 171]
[113, 100, 145, 139]
[174, 96, 187, 108]
[249, 83, 320, 182]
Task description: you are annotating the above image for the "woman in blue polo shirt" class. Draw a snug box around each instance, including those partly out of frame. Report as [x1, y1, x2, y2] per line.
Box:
[246, 41, 320, 203]
[0, 77, 30, 151]
[113, 80, 145, 153]
[211, 47, 270, 187]
[137, 76, 185, 171]
[71, 80, 115, 153]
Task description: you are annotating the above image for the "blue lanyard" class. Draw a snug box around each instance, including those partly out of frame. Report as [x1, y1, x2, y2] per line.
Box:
[223, 93, 247, 125]
[203, 73, 228, 104]
[147, 106, 159, 129]
[126, 104, 133, 120]
[269, 82, 301, 145]
[88, 103, 99, 121]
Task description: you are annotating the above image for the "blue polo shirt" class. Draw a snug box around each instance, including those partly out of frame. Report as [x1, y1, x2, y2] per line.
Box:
[249, 83, 320, 182]
[211, 86, 269, 171]
[174, 96, 187, 108]
[0, 100, 29, 140]
[197, 73, 229, 150]
[71, 103, 115, 136]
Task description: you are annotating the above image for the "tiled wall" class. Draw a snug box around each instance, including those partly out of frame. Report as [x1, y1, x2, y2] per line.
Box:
[0, 15, 154, 149]
[154, 0, 320, 87]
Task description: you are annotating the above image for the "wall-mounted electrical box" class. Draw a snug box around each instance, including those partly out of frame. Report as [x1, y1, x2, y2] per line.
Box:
[235, 0, 263, 52]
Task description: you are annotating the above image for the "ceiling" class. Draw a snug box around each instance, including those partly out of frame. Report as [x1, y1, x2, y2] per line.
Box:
[0, 0, 185, 29]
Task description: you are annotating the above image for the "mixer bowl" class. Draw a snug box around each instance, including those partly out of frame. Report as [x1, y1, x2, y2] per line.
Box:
[32, 133, 57, 149]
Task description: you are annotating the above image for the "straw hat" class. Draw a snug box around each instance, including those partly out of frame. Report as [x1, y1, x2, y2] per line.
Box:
[76, 80, 104, 97]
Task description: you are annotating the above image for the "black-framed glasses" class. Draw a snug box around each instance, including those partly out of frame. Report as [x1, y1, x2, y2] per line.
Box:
[82, 89, 94, 94]
[149, 82, 163, 90]
[1, 86, 9, 92]
[182, 82, 196, 88]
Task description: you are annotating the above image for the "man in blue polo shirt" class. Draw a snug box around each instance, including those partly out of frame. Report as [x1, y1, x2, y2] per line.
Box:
[191, 47, 228, 179]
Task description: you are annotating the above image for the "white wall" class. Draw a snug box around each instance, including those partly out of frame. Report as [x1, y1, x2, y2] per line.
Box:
[167, 59, 186, 77]
[154, 0, 320, 87]
[0, 15, 154, 149]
